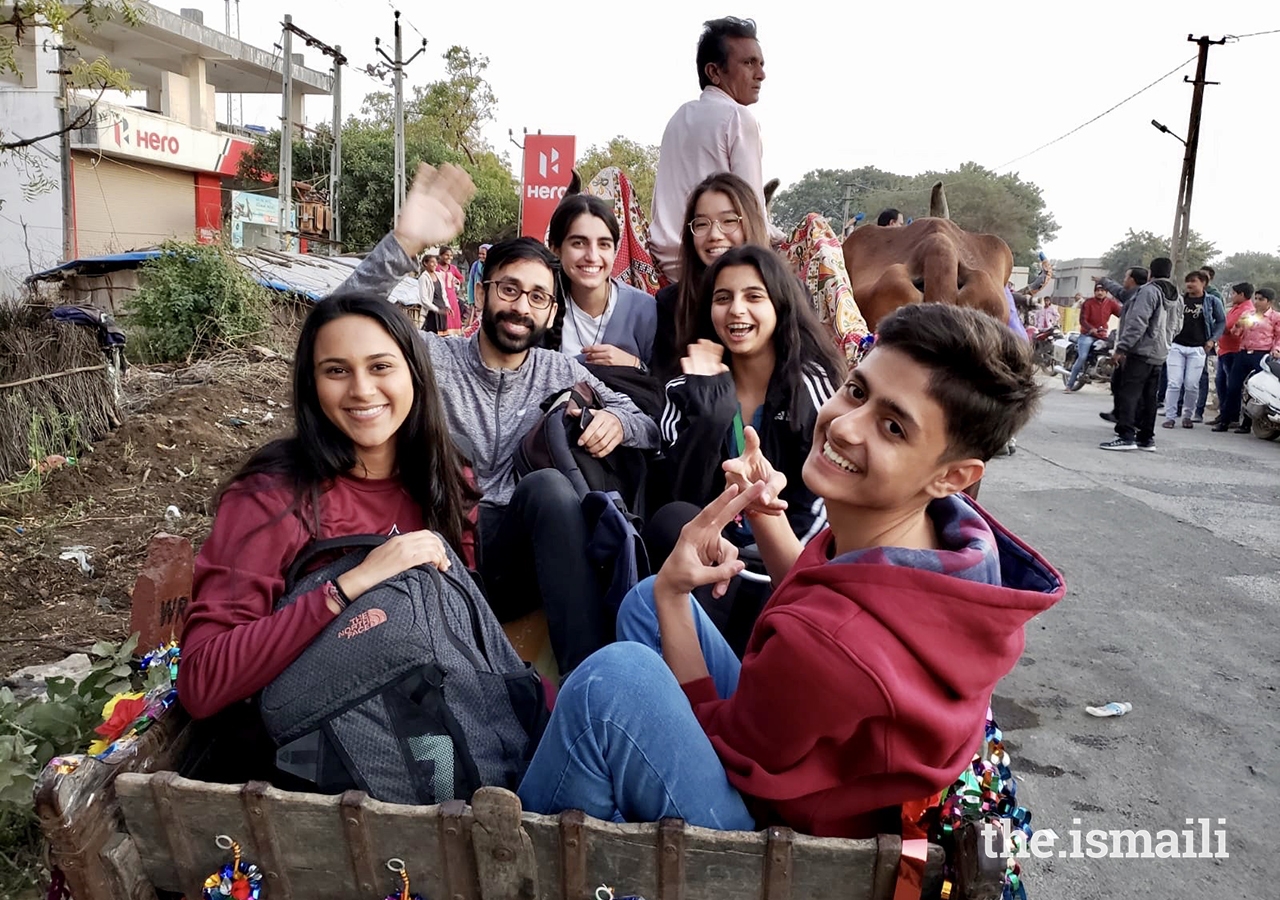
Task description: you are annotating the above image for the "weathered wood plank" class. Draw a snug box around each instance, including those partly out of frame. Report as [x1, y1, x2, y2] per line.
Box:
[340, 791, 382, 897]
[118, 775, 944, 900]
[472, 787, 539, 900]
[149, 770, 207, 898]
[97, 833, 158, 900]
[439, 798, 481, 900]
[657, 819, 685, 900]
[762, 827, 794, 900]
[557, 811, 587, 900]
[240, 781, 294, 900]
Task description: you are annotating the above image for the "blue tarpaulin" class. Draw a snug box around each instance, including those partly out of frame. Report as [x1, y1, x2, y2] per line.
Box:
[27, 249, 421, 306]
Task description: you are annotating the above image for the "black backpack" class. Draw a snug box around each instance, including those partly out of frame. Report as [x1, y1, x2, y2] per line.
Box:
[259, 535, 548, 805]
[513, 382, 649, 516]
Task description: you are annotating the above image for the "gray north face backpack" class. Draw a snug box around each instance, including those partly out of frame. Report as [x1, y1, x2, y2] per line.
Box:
[259, 535, 548, 805]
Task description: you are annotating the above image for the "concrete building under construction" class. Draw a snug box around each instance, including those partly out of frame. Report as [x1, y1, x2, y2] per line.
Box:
[0, 2, 333, 294]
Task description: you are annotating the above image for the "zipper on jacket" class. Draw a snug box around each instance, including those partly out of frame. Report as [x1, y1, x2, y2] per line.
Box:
[493, 372, 505, 473]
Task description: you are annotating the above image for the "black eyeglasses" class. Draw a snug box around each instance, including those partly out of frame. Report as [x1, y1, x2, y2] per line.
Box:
[484, 279, 555, 310]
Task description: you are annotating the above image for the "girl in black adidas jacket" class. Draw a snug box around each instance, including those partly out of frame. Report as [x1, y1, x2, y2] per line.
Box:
[658, 245, 847, 548]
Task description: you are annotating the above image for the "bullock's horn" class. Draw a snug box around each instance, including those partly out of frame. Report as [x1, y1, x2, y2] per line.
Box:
[763, 178, 781, 208]
[565, 169, 583, 197]
[929, 181, 949, 219]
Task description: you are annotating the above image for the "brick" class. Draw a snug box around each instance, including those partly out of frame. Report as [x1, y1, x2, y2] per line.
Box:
[129, 533, 193, 651]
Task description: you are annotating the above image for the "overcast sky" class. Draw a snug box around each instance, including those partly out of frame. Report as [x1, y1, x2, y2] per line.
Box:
[159, 0, 1278, 264]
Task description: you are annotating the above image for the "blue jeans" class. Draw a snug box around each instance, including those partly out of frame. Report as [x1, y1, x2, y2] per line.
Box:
[1164, 344, 1206, 421]
[517, 577, 755, 830]
[1067, 334, 1095, 388]
[1196, 358, 1210, 417]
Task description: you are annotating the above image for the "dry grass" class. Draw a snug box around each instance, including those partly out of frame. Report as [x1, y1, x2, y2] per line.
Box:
[0, 304, 119, 483]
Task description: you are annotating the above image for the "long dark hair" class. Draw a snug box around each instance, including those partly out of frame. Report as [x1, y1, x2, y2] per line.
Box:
[544, 194, 621, 352]
[695, 245, 845, 426]
[220, 294, 479, 554]
[675, 172, 770, 352]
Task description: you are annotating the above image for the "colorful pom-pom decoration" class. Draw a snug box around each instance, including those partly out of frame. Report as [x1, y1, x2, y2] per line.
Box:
[202, 836, 263, 900]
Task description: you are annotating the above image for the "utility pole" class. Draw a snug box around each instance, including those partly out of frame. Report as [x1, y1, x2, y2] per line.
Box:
[376, 11, 427, 222]
[224, 0, 233, 125]
[278, 15, 294, 251]
[55, 43, 74, 260]
[331, 46, 342, 246]
[279, 19, 345, 250]
[840, 183, 857, 236]
[1169, 34, 1225, 275]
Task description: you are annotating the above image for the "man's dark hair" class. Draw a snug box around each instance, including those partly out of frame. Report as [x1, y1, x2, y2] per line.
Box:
[696, 17, 757, 90]
[876, 208, 902, 227]
[482, 237, 559, 283]
[1184, 271, 1208, 285]
[1128, 267, 1150, 286]
[1149, 257, 1173, 279]
[1201, 266, 1216, 278]
[874, 305, 1040, 462]
[1233, 282, 1255, 298]
[1256, 288, 1276, 302]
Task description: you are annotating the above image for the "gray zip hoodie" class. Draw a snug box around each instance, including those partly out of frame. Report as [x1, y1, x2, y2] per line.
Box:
[1114, 278, 1182, 364]
[332, 234, 659, 509]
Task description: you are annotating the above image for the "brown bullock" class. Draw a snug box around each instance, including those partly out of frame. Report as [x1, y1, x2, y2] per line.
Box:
[841, 183, 1014, 330]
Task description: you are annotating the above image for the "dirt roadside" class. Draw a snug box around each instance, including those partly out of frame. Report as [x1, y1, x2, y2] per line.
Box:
[0, 354, 292, 675]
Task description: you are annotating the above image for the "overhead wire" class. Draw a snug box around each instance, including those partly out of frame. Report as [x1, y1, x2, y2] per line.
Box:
[993, 54, 1199, 171]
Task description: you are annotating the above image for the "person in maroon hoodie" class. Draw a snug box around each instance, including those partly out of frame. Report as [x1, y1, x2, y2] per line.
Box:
[180, 164, 480, 724]
[518, 303, 1065, 837]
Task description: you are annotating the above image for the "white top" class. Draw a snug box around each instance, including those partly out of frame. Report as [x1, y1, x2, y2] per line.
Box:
[560, 282, 618, 357]
[418, 272, 447, 311]
[649, 86, 784, 282]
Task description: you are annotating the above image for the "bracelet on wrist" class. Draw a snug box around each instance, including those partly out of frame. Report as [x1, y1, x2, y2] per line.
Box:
[325, 580, 352, 611]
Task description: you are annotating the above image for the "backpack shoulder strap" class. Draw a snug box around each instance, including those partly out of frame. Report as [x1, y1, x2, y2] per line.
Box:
[285, 534, 388, 591]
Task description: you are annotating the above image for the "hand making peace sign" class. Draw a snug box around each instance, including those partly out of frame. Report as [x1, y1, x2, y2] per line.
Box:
[653, 481, 769, 601]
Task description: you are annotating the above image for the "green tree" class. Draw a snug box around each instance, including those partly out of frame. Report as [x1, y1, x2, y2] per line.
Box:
[412, 46, 497, 165]
[1215, 251, 1280, 292]
[770, 163, 1058, 264]
[576, 136, 661, 213]
[769, 166, 901, 233]
[237, 45, 518, 252]
[1099, 229, 1217, 280]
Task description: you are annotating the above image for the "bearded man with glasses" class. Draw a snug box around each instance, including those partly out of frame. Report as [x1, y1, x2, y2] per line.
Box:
[336, 165, 660, 678]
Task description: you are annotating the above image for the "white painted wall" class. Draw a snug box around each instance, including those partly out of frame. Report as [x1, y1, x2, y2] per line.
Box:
[0, 27, 64, 295]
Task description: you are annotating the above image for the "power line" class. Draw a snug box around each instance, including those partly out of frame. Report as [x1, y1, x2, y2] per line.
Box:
[1224, 27, 1280, 39]
[385, 0, 428, 47]
[994, 54, 1198, 171]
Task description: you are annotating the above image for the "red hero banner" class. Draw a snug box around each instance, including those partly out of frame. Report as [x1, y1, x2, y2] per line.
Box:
[521, 134, 576, 240]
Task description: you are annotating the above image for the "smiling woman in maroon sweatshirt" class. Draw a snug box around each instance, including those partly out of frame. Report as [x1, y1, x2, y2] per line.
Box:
[180, 164, 479, 721]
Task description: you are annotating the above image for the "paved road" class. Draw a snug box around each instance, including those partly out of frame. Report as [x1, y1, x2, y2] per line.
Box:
[976, 380, 1278, 900]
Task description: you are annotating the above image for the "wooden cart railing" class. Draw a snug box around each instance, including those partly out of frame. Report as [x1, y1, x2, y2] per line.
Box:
[35, 705, 1002, 900]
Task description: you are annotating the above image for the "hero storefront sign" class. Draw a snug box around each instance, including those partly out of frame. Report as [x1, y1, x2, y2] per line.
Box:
[97, 108, 251, 175]
[520, 134, 575, 240]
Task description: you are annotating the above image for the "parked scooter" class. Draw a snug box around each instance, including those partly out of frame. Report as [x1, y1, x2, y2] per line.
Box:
[1031, 326, 1063, 375]
[1242, 355, 1280, 440]
[1055, 332, 1116, 390]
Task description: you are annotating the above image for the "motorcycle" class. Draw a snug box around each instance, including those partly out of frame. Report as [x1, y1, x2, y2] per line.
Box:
[1055, 332, 1116, 390]
[1030, 326, 1063, 375]
[1242, 355, 1280, 441]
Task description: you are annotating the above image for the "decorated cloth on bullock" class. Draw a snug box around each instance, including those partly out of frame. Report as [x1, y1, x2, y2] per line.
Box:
[778, 213, 869, 363]
[584, 167, 666, 297]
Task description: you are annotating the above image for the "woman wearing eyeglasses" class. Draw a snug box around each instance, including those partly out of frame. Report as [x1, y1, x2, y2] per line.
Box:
[546, 195, 658, 373]
[651, 173, 772, 382]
